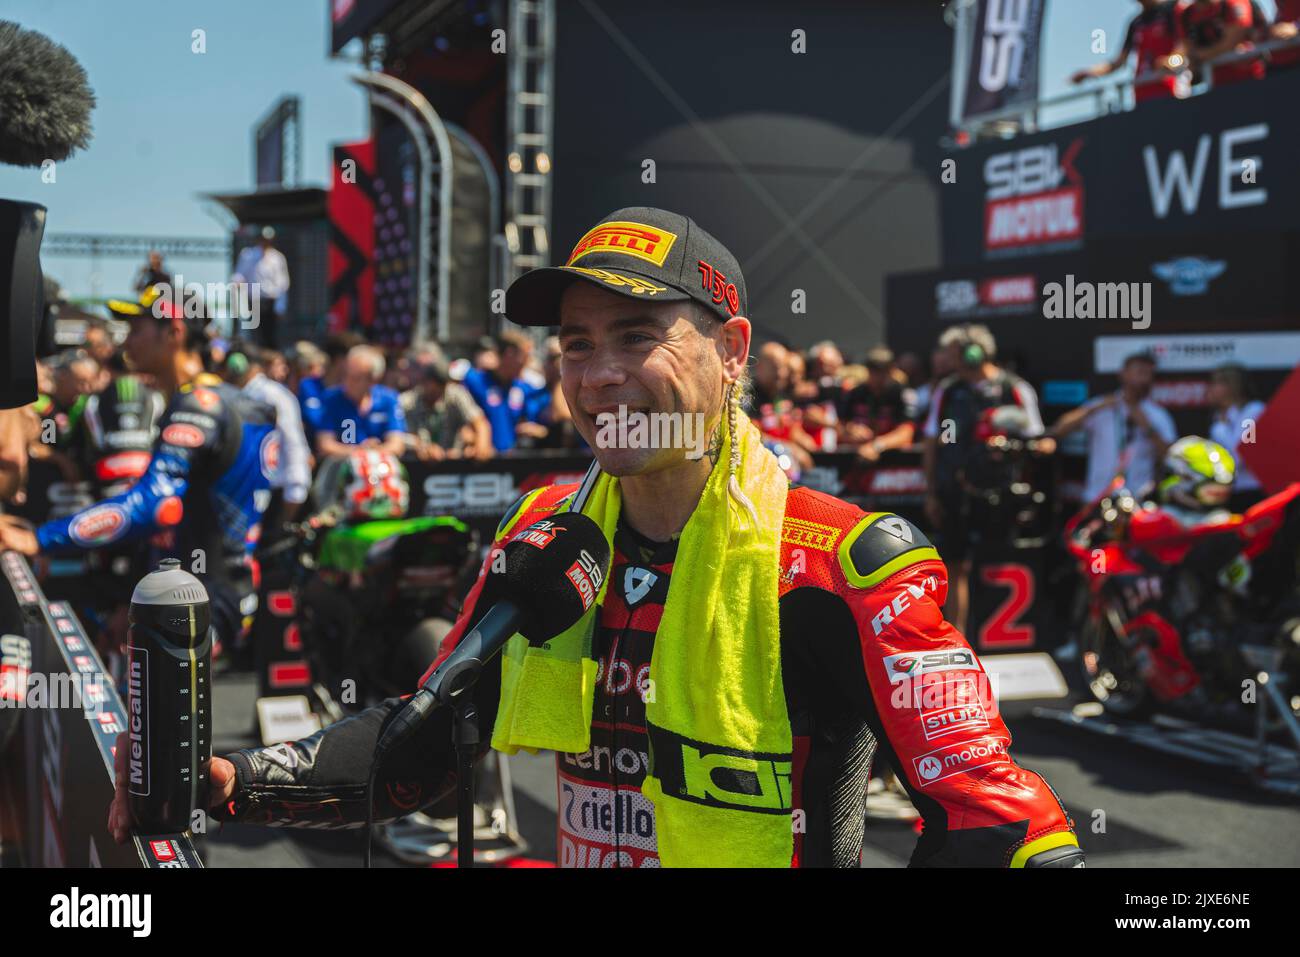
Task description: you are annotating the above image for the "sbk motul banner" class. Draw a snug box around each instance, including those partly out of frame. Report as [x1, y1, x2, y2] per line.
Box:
[962, 0, 1047, 120]
[942, 70, 1300, 265]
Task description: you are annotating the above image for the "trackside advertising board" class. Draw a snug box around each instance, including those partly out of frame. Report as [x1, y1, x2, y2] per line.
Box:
[941, 68, 1300, 265]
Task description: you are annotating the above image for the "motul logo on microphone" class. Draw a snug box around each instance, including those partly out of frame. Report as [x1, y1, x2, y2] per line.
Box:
[567, 563, 595, 610]
[127, 651, 149, 795]
[565, 548, 605, 611]
[514, 519, 565, 550]
[518, 529, 556, 548]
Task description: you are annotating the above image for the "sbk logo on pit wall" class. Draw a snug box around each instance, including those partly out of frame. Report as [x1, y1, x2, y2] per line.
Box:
[424, 473, 518, 514]
[936, 275, 1038, 317]
[422, 472, 588, 516]
[983, 139, 1085, 253]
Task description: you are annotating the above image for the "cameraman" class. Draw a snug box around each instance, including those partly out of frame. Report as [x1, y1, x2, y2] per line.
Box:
[921, 324, 1043, 632]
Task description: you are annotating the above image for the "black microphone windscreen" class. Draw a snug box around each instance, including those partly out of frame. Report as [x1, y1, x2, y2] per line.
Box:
[0, 21, 95, 167]
[502, 512, 611, 643]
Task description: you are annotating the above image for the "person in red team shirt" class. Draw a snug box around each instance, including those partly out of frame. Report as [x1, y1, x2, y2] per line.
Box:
[1176, 0, 1266, 85]
[1269, 0, 1300, 69]
[1071, 0, 1187, 103]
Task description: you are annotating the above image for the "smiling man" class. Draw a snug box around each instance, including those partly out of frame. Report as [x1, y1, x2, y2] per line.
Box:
[109, 208, 1081, 868]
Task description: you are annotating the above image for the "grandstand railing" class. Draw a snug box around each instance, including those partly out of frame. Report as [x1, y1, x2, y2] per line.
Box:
[954, 36, 1300, 144]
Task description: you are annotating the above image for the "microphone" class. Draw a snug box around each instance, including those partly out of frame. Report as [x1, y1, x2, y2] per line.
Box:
[0, 21, 96, 167]
[375, 511, 611, 755]
[0, 22, 96, 408]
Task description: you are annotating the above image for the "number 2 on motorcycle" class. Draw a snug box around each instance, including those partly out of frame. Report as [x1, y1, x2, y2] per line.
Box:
[977, 563, 1035, 650]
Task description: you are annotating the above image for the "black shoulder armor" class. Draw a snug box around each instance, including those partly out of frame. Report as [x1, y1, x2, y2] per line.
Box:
[836, 512, 940, 589]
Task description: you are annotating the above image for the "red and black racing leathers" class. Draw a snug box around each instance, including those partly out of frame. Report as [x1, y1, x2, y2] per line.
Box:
[217, 482, 1082, 867]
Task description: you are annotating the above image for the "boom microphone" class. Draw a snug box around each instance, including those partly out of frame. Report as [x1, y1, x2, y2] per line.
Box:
[375, 512, 611, 755]
[0, 21, 96, 167]
[0, 22, 96, 408]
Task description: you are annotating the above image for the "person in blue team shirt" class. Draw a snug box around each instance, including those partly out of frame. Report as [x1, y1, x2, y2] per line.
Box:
[315, 344, 411, 459]
[297, 332, 363, 440]
[461, 330, 546, 452]
[285, 340, 326, 445]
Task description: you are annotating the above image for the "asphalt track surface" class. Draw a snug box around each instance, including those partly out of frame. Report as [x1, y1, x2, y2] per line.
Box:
[202, 670, 1300, 868]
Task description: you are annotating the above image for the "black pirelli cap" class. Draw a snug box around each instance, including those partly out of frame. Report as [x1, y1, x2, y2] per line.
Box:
[505, 206, 748, 327]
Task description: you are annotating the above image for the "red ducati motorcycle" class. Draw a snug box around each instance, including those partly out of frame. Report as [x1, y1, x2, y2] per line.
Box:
[1064, 480, 1300, 728]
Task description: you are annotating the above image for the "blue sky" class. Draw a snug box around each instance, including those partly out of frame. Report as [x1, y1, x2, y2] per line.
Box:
[0, 0, 1279, 301]
[0, 1, 367, 299]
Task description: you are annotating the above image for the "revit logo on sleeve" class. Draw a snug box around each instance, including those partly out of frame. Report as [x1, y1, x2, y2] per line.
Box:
[1151, 257, 1227, 296]
[876, 516, 914, 543]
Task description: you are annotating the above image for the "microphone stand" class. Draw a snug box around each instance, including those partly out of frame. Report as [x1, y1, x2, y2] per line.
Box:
[416, 623, 494, 868]
[452, 698, 479, 868]
[368, 459, 605, 869]
[445, 460, 602, 868]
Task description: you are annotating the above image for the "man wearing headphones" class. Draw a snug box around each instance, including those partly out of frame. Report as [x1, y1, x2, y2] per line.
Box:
[921, 325, 1043, 633]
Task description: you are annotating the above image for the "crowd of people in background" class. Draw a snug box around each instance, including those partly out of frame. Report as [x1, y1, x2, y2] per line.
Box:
[743, 325, 1261, 492]
[1069, 0, 1300, 103]
[7, 300, 1274, 643]
[27, 313, 1268, 492]
[22, 310, 1264, 487]
[737, 322, 1267, 630]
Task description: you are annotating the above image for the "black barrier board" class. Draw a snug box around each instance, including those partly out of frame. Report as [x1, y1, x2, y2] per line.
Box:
[400, 451, 931, 539]
[885, 239, 1300, 396]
